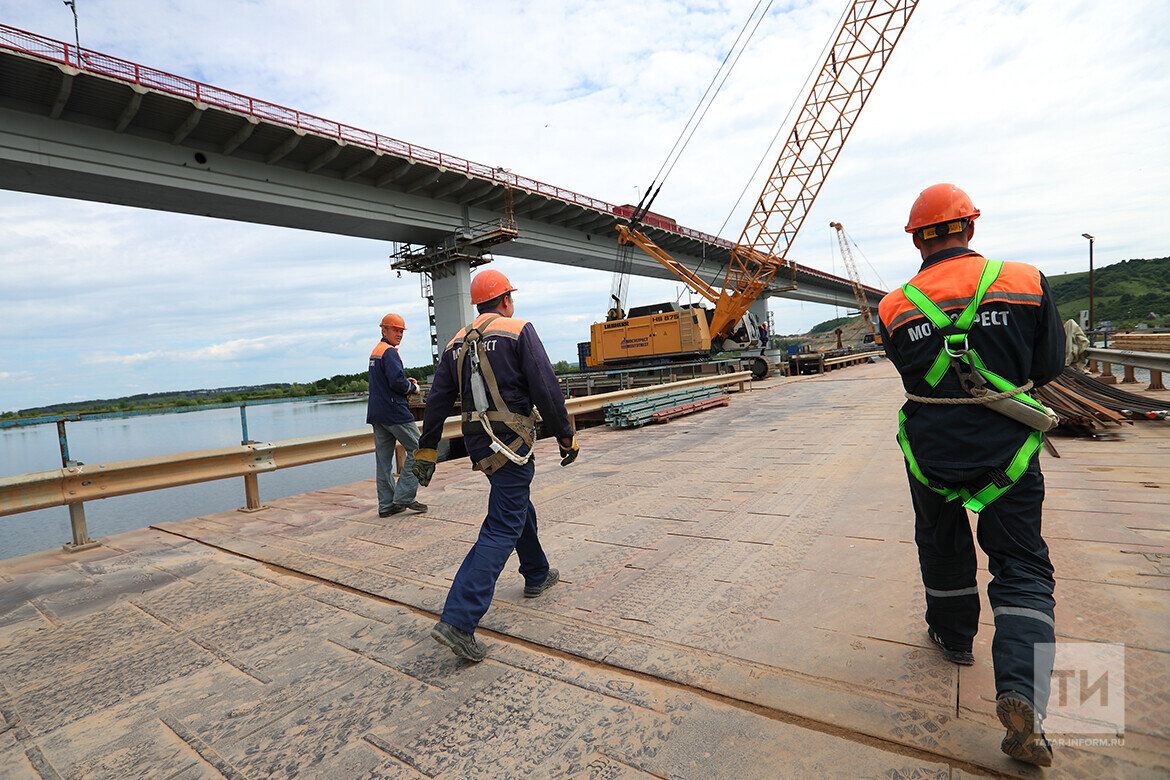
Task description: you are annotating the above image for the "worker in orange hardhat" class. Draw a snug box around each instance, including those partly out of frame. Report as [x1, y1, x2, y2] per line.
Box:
[412, 268, 578, 662]
[366, 312, 424, 517]
[877, 184, 1065, 767]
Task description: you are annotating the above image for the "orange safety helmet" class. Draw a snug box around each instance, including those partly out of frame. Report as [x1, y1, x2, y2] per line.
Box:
[380, 312, 406, 330]
[470, 269, 517, 305]
[905, 183, 980, 238]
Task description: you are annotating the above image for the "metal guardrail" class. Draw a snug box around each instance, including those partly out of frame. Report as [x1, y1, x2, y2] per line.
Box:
[0, 373, 751, 549]
[822, 353, 880, 369]
[1084, 348, 1170, 374]
[1085, 348, 1168, 391]
[0, 393, 358, 430]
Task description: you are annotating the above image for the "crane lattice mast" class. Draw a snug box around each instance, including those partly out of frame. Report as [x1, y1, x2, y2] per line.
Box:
[830, 221, 877, 339]
[708, 0, 918, 338]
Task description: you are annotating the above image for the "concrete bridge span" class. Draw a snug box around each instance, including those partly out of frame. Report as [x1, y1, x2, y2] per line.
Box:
[0, 25, 884, 349]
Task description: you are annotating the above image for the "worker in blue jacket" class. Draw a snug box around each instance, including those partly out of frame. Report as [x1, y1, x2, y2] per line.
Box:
[367, 313, 425, 517]
[412, 269, 579, 662]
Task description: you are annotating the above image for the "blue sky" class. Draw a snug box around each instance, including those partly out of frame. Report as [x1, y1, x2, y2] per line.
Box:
[1, 0, 1168, 411]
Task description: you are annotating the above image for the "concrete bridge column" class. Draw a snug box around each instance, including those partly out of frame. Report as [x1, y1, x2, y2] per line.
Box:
[430, 260, 474, 355]
[749, 295, 770, 343]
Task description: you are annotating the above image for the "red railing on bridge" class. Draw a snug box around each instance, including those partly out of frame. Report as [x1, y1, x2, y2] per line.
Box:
[0, 23, 882, 297]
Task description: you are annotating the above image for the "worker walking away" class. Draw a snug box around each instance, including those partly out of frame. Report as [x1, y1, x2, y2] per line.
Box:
[367, 313, 425, 518]
[877, 184, 1065, 767]
[411, 269, 579, 662]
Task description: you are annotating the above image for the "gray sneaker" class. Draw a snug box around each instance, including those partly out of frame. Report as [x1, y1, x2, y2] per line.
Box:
[430, 621, 486, 662]
[997, 692, 1053, 767]
[524, 568, 559, 598]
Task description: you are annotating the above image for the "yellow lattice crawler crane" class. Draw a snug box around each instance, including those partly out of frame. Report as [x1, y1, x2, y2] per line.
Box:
[586, 0, 917, 377]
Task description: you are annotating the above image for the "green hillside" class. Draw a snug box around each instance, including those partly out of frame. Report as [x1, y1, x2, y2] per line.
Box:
[1046, 256, 1169, 328]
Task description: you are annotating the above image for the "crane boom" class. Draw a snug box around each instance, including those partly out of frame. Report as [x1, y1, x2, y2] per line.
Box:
[593, 0, 916, 371]
[737, 0, 918, 261]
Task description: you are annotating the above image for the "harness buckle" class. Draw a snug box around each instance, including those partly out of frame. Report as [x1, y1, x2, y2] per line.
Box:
[944, 335, 970, 359]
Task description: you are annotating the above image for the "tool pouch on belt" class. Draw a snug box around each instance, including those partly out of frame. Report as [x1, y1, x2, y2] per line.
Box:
[455, 315, 539, 475]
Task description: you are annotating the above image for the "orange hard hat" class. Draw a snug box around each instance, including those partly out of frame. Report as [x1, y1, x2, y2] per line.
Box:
[905, 183, 980, 236]
[380, 313, 406, 330]
[470, 269, 517, 305]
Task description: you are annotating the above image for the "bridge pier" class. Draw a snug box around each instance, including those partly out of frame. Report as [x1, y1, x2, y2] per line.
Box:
[430, 260, 475, 354]
[749, 296, 770, 343]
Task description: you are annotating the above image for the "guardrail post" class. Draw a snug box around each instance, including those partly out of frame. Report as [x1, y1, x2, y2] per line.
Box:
[57, 420, 98, 552]
[237, 405, 266, 512]
[241, 473, 263, 512]
[1099, 361, 1116, 383]
[1086, 358, 1097, 373]
[1149, 370, 1166, 392]
[239, 404, 250, 445]
[1122, 365, 1137, 384]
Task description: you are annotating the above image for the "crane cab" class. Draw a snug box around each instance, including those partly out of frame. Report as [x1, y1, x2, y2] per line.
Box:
[584, 302, 765, 370]
[585, 302, 714, 368]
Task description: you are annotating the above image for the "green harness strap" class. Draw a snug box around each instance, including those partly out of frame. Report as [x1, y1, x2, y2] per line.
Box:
[896, 259, 1044, 513]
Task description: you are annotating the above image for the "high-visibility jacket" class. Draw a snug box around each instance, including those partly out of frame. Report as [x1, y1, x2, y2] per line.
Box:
[878, 248, 1065, 473]
[419, 311, 573, 458]
[366, 339, 415, 426]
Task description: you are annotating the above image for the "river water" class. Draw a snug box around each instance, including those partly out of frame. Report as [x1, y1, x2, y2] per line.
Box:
[1, 399, 376, 559]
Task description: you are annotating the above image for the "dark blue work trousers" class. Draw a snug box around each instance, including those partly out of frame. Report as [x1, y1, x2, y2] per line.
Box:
[908, 460, 1056, 715]
[440, 452, 550, 634]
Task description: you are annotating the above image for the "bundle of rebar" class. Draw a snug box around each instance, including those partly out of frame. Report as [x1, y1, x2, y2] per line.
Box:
[1034, 368, 1168, 435]
[605, 386, 727, 429]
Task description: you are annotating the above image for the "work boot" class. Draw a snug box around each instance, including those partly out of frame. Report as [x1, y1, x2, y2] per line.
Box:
[404, 501, 428, 513]
[524, 568, 560, 598]
[997, 692, 1054, 767]
[431, 621, 487, 662]
[928, 628, 975, 666]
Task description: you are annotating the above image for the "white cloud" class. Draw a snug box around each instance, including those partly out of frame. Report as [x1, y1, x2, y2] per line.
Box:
[1, 0, 1168, 411]
[85, 351, 164, 367]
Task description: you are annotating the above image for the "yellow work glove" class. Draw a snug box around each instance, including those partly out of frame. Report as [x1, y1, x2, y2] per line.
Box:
[557, 436, 579, 467]
[412, 448, 438, 486]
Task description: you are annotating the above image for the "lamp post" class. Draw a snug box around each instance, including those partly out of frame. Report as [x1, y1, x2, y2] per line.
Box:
[62, 1, 81, 66]
[1082, 233, 1095, 332]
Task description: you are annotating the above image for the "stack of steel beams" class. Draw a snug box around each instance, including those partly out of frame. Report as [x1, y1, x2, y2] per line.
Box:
[605, 386, 728, 429]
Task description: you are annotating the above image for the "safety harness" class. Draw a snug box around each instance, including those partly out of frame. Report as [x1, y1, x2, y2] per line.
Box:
[455, 314, 538, 476]
[896, 259, 1049, 513]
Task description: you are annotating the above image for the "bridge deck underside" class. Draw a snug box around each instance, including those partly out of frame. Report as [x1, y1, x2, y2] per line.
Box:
[0, 46, 881, 309]
[1, 362, 1166, 778]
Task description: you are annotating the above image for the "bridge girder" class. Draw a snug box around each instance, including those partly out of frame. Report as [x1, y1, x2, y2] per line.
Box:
[0, 48, 878, 312]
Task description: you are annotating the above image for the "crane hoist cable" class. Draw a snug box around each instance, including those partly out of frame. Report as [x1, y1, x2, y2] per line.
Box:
[850, 235, 889, 291]
[628, 0, 774, 225]
[612, 0, 774, 318]
[690, 0, 851, 287]
[713, 0, 852, 241]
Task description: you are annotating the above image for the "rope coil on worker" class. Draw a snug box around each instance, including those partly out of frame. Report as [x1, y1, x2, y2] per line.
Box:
[905, 380, 1034, 405]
